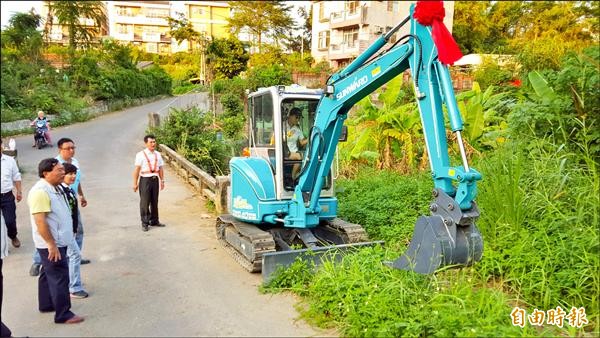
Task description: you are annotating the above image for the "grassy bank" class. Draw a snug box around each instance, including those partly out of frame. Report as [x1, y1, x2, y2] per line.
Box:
[263, 134, 599, 336]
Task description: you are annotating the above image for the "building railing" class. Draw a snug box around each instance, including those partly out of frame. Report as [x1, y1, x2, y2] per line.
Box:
[329, 6, 366, 28]
[329, 40, 361, 54]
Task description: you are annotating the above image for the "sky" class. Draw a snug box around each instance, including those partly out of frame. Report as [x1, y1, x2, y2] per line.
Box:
[0, 1, 310, 29]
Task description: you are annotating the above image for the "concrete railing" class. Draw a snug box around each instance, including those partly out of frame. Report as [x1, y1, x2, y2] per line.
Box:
[159, 143, 230, 214]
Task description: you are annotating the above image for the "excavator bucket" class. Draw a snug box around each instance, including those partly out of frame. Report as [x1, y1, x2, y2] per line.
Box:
[386, 189, 484, 274]
[262, 241, 384, 283]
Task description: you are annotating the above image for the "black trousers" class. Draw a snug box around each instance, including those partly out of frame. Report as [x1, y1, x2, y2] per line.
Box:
[37, 247, 75, 323]
[0, 192, 17, 239]
[0, 259, 12, 337]
[139, 176, 160, 225]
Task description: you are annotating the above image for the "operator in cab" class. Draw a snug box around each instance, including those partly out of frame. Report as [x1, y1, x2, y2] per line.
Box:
[285, 107, 308, 179]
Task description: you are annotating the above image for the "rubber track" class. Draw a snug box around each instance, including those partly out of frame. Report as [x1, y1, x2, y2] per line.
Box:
[216, 215, 276, 272]
[324, 218, 369, 243]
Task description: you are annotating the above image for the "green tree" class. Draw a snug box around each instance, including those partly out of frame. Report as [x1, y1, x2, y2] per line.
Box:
[0, 10, 43, 62]
[205, 37, 249, 79]
[452, 1, 491, 54]
[46, 1, 107, 57]
[510, 1, 598, 71]
[167, 12, 202, 52]
[227, 1, 294, 53]
[283, 6, 312, 54]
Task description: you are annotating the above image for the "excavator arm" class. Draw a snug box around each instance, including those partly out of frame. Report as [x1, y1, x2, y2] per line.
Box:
[285, 2, 484, 273]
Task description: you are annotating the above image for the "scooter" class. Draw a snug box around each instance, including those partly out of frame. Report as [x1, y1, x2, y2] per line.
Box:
[33, 120, 49, 149]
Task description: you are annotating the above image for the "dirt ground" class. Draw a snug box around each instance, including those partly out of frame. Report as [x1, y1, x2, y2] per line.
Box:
[1, 95, 335, 337]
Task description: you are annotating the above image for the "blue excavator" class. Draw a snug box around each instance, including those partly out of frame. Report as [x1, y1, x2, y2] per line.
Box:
[217, 2, 483, 280]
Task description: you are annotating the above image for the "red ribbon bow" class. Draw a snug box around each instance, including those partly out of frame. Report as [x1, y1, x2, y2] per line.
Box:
[413, 1, 463, 66]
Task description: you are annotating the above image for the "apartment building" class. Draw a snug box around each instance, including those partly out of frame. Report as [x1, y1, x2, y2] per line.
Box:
[106, 1, 172, 54]
[41, 1, 109, 46]
[311, 1, 455, 69]
[172, 1, 230, 42]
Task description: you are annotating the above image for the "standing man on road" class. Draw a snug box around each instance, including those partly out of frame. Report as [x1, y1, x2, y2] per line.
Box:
[1, 138, 23, 248]
[133, 134, 166, 232]
[30, 138, 90, 278]
[28, 158, 84, 324]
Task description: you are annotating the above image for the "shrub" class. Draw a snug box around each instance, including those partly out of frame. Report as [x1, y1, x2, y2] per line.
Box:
[336, 168, 432, 246]
[150, 107, 230, 176]
[246, 64, 292, 91]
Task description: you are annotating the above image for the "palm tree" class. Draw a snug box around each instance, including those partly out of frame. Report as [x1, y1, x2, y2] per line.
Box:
[47, 1, 106, 56]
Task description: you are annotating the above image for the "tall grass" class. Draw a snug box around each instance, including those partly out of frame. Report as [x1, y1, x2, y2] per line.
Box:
[264, 122, 599, 336]
[475, 123, 599, 333]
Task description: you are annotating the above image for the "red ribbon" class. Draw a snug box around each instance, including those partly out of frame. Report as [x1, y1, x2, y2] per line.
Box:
[413, 1, 463, 66]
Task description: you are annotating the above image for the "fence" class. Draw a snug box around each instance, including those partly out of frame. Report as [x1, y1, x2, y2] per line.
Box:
[158, 142, 230, 214]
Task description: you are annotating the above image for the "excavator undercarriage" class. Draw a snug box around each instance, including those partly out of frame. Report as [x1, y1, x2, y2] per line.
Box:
[216, 215, 381, 280]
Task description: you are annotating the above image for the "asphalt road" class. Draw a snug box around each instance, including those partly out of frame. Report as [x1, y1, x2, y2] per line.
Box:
[2, 94, 333, 337]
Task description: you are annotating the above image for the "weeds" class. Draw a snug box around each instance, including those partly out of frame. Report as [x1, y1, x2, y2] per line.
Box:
[265, 123, 599, 336]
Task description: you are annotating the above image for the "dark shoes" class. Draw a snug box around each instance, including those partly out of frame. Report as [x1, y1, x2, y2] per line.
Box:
[30, 263, 41, 276]
[11, 237, 21, 248]
[70, 290, 89, 299]
[62, 315, 85, 324]
[81, 259, 91, 265]
[142, 222, 165, 231]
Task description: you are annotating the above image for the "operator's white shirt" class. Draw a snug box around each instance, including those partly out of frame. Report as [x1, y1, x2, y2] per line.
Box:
[135, 148, 164, 178]
[285, 123, 305, 154]
[1, 154, 21, 194]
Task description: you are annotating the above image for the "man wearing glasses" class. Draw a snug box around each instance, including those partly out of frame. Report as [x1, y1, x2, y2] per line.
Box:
[28, 158, 84, 324]
[30, 138, 90, 299]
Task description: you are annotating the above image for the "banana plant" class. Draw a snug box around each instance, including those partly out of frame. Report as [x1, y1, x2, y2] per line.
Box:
[528, 70, 559, 105]
[455, 81, 510, 150]
[343, 76, 423, 172]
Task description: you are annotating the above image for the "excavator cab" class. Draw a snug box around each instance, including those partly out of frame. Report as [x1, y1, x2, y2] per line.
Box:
[245, 86, 334, 201]
[217, 85, 379, 279]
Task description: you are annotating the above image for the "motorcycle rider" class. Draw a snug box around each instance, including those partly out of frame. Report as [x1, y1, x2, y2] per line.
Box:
[30, 110, 52, 147]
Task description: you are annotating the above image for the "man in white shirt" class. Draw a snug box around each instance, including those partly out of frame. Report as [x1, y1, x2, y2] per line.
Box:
[133, 134, 166, 232]
[285, 108, 308, 179]
[1, 139, 23, 248]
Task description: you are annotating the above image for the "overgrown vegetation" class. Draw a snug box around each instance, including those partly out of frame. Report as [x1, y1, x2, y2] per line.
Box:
[1, 12, 172, 126]
[149, 107, 229, 176]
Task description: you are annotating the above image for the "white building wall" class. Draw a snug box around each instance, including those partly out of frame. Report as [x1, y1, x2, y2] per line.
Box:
[310, 1, 455, 68]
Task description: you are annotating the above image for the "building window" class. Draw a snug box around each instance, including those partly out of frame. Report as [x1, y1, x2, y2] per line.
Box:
[117, 23, 130, 34]
[346, 1, 360, 15]
[146, 42, 158, 53]
[318, 3, 329, 22]
[318, 31, 330, 50]
[116, 6, 135, 17]
[387, 1, 400, 12]
[145, 8, 169, 18]
[191, 6, 204, 17]
[343, 28, 358, 47]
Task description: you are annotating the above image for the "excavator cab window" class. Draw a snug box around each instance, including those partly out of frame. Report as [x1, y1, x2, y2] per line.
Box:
[250, 93, 274, 147]
[281, 99, 331, 191]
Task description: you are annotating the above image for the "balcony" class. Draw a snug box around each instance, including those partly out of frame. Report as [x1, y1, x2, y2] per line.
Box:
[133, 33, 170, 43]
[329, 7, 367, 29]
[114, 31, 134, 41]
[113, 14, 168, 26]
[142, 31, 161, 42]
[329, 40, 361, 60]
